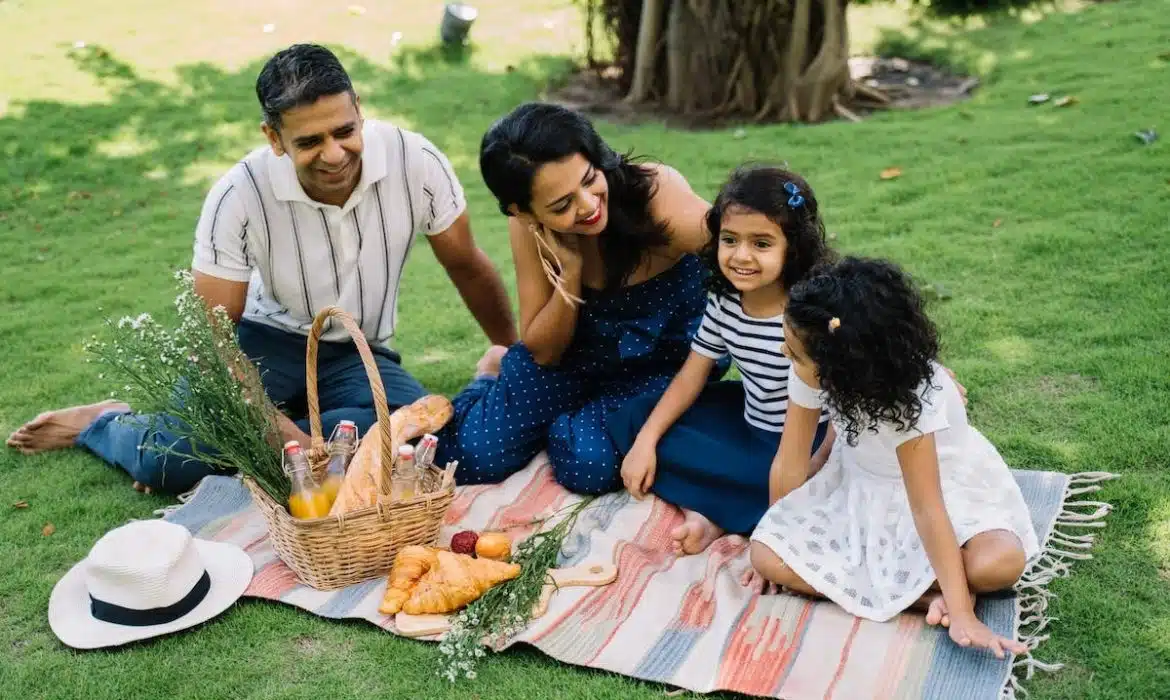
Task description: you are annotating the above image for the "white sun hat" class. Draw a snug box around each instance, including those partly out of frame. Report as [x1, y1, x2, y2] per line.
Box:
[48, 519, 253, 649]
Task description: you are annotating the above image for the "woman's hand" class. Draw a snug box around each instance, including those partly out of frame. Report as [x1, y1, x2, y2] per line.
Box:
[947, 611, 1028, 659]
[621, 435, 658, 499]
[532, 224, 582, 276]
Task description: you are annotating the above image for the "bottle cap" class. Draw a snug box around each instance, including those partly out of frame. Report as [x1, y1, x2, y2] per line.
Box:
[283, 440, 302, 452]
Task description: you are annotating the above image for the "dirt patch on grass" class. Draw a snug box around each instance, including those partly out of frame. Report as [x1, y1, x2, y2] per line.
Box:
[1032, 373, 1102, 399]
[545, 56, 978, 129]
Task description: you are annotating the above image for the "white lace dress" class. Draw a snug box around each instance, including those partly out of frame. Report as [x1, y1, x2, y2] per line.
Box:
[751, 363, 1040, 622]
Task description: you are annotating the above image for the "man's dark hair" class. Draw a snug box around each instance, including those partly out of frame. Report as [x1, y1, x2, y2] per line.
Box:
[255, 44, 354, 130]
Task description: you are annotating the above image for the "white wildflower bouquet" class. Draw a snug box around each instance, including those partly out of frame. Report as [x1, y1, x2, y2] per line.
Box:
[84, 271, 288, 500]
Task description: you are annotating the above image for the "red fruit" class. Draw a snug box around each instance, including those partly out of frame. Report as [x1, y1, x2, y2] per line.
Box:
[450, 530, 479, 556]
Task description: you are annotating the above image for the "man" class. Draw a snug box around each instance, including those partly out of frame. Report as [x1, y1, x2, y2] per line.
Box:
[6, 44, 517, 493]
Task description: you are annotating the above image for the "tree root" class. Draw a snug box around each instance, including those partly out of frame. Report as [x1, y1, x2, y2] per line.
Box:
[603, 0, 891, 124]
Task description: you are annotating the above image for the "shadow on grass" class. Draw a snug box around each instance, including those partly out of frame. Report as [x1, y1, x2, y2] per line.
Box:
[873, 1, 1089, 76]
[2, 41, 567, 201]
[0, 42, 570, 393]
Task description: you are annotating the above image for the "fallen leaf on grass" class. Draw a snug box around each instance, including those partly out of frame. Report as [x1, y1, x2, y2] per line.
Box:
[879, 167, 902, 180]
[1134, 129, 1158, 145]
[1027, 93, 1050, 106]
[1053, 95, 1078, 108]
[920, 283, 953, 301]
[993, 219, 1003, 228]
[42, 523, 56, 536]
[12, 500, 29, 509]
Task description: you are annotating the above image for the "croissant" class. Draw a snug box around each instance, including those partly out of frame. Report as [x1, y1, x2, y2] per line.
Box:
[402, 550, 521, 615]
[379, 545, 440, 615]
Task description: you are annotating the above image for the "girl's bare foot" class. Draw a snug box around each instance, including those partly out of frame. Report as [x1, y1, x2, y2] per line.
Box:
[475, 345, 508, 379]
[670, 509, 724, 555]
[740, 566, 779, 595]
[6, 400, 128, 454]
[925, 594, 952, 628]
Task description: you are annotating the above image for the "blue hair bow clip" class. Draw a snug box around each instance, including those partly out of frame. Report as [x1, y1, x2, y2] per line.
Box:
[784, 182, 805, 209]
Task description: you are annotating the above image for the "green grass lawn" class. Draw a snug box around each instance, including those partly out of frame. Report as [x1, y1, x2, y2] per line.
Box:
[1, 0, 1167, 698]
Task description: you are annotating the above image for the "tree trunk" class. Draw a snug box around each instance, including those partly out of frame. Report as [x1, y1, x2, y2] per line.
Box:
[624, 0, 667, 103]
[587, 0, 874, 124]
[663, 0, 689, 111]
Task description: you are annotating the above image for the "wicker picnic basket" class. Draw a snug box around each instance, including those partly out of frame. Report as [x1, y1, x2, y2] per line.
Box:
[241, 306, 456, 591]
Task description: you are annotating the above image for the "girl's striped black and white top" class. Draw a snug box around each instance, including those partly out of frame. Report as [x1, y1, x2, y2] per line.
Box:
[190, 119, 465, 345]
[691, 292, 830, 433]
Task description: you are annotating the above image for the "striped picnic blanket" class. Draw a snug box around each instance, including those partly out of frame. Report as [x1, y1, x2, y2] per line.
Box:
[162, 455, 1114, 700]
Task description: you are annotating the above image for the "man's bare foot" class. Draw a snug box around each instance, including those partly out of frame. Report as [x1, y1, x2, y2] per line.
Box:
[6, 400, 128, 454]
[925, 594, 952, 628]
[670, 509, 724, 555]
[475, 345, 508, 379]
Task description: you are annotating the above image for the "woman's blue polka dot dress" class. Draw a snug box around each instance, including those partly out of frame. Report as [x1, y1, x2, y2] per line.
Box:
[436, 255, 723, 494]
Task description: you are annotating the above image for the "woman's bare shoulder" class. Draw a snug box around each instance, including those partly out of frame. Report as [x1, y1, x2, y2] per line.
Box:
[646, 163, 713, 255]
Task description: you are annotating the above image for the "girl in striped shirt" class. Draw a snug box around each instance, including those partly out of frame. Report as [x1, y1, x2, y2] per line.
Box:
[608, 165, 836, 554]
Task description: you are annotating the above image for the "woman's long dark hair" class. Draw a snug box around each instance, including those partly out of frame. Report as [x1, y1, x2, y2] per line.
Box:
[479, 102, 668, 291]
[785, 257, 941, 446]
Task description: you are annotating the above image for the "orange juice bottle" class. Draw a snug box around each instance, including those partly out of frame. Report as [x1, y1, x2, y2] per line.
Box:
[390, 444, 418, 501]
[284, 441, 330, 519]
[320, 420, 358, 507]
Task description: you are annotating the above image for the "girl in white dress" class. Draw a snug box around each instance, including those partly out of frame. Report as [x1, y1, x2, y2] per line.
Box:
[750, 256, 1040, 659]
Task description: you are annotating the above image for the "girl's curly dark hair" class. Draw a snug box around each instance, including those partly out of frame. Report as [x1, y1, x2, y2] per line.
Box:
[785, 257, 941, 446]
[700, 165, 834, 296]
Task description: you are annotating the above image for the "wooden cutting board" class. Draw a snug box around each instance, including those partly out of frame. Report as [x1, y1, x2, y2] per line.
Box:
[394, 562, 618, 638]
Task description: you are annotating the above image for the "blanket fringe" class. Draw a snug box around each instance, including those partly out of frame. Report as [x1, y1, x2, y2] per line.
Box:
[150, 479, 203, 518]
[1002, 471, 1118, 699]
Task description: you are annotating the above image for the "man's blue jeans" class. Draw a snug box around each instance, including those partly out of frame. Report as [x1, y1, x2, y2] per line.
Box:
[76, 320, 427, 494]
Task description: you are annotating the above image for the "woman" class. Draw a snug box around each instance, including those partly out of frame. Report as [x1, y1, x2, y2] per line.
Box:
[435, 102, 725, 495]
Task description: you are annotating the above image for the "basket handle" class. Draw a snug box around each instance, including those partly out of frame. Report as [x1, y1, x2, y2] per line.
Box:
[305, 306, 394, 476]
